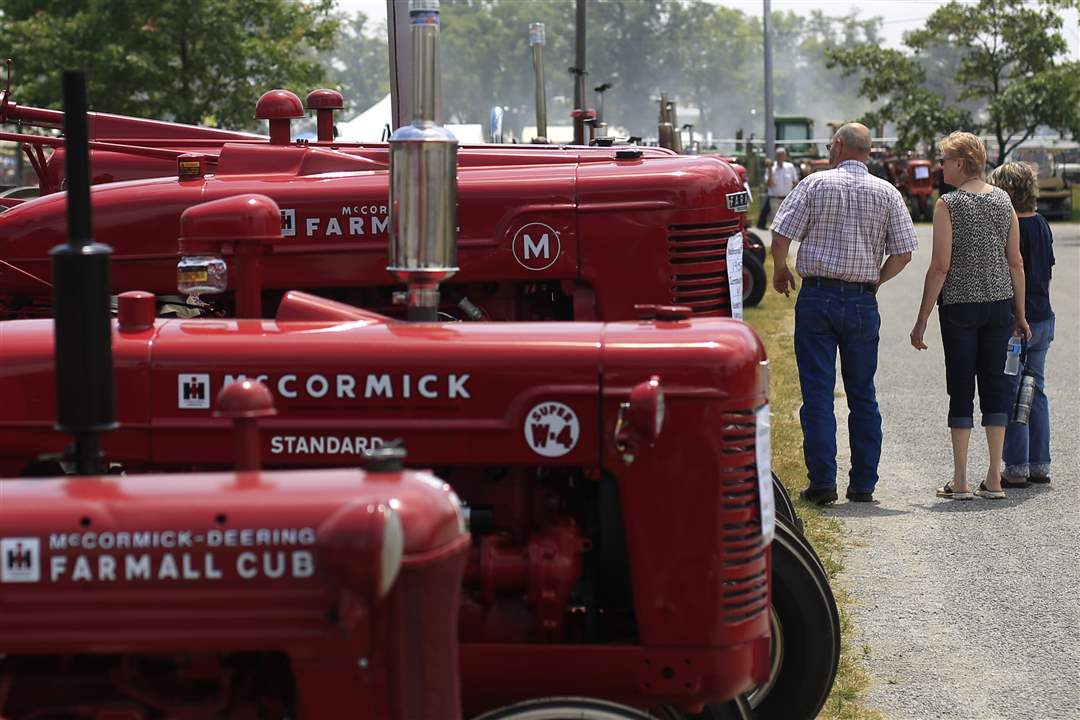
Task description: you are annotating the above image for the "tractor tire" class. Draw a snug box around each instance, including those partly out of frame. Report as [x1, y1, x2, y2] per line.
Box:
[746, 522, 840, 720]
[742, 251, 766, 308]
[910, 194, 926, 222]
[771, 473, 803, 535]
[474, 697, 653, 719]
[656, 695, 752, 720]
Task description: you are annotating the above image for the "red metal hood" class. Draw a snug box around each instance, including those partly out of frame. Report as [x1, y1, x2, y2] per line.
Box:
[0, 466, 466, 654]
[0, 308, 766, 473]
[0, 153, 745, 310]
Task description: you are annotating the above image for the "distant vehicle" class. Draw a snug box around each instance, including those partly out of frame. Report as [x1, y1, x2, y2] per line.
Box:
[1012, 146, 1073, 220]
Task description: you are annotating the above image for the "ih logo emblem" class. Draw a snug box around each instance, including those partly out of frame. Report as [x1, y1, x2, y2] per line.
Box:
[524, 401, 580, 458]
[512, 222, 561, 271]
[178, 374, 211, 409]
[280, 208, 297, 237]
[1, 537, 41, 583]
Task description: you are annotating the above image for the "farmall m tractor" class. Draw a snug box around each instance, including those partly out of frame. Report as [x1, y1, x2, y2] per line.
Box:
[0, 92, 756, 321]
[0, 72, 472, 720]
[0, 66, 761, 315]
[0, 3, 839, 717]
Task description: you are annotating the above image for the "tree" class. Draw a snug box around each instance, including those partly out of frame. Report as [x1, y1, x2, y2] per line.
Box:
[825, 46, 974, 151]
[321, 11, 390, 118]
[828, 0, 1080, 162]
[0, 0, 338, 130]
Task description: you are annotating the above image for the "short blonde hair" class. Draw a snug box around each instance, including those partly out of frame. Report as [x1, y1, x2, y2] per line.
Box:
[938, 131, 986, 178]
[988, 161, 1039, 213]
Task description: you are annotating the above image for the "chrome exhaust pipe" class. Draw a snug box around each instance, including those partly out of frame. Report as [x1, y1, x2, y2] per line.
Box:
[387, 0, 458, 322]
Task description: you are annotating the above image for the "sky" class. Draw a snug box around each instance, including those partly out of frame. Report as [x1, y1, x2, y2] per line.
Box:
[336, 0, 1080, 58]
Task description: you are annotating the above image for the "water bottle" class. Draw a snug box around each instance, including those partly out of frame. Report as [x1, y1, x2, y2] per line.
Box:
[1012, 373, 1036, 424]
[1004, 334, 1022, 376]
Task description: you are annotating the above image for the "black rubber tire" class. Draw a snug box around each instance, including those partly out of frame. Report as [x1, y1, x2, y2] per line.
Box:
[742, 251, 766, 308]
[473, 697, 653, 719]
[656, 694, 752, 720]
[748, 522, 840, 720]
[771, 472, 802, 535]
[912, 194, 932, 222]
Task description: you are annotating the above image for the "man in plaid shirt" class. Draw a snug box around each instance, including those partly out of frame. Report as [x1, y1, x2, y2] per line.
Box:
[770, 123, 918, 505]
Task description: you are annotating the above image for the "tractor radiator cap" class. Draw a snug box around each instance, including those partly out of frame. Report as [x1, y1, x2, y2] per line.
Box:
[366, 441, 407, 472]
[213, 380, 277, 420]
[117, 291, 155, 333]
[634, 304, 693, 322]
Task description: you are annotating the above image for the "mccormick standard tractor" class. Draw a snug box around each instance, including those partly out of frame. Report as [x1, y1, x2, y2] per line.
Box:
[0, 72, 471, 720]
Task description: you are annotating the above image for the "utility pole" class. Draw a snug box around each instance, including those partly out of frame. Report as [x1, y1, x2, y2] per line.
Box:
[763, 0, 775, 161]
[571, 0, 587, 145]
[387, 0, 412, 130]
[529, 22, 548, 140]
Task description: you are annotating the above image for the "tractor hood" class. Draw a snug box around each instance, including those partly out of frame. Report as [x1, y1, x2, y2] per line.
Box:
[0, 150, 744, 320]
[0, 295, 766, 475]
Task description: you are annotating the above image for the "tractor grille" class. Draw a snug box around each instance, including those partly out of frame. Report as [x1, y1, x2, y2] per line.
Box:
[668, 219, 741, 316]
[717, 409, 769, 624]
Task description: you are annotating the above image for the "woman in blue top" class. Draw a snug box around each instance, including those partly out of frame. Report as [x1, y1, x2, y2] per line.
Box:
[989, 161, 1055, 486]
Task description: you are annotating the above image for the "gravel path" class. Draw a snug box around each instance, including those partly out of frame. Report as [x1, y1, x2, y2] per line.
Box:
[824, 222, 1080, 720]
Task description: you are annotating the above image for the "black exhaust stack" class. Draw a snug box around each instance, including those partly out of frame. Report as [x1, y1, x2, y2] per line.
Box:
[50, 70, 116, 475]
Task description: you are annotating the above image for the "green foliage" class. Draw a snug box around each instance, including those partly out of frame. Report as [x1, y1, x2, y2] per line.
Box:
[825, 46, 974, 151]
[0, 0, 339, 130]
[321, 10, 389, 118]
[435, 1, 882, 141]
[827, 0, 1080, 162]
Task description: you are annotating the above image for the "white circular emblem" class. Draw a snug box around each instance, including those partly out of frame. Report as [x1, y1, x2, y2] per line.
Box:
[524, 401, 580, 457]
[512, 222, 561, 271]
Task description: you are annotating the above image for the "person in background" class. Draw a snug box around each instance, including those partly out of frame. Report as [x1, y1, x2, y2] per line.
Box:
[910, 132, 1030, 501]
[756, 147, 799, 230]
[771, 123, 917, 505]
[989, 161, 1055, 487]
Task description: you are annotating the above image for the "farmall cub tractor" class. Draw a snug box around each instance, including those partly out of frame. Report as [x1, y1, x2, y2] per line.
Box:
[0, 72, 472, 720]
[0, 3, 839, 718]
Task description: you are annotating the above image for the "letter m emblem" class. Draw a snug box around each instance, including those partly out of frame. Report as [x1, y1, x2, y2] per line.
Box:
[523, 232, 550, 260]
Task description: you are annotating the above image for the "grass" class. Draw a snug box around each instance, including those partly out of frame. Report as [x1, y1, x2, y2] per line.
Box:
[743, 264, 884, 720]
[1072, 185, 1079, 223]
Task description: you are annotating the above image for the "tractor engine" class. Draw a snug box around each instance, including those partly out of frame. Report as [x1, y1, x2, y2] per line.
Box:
[0, 292, 774, 715]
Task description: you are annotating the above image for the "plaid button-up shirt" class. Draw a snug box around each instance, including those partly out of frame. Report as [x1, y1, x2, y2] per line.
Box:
[771, 160, 918, 283]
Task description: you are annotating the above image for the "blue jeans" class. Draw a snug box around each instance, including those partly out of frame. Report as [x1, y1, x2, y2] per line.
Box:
[1004, 314, 1055, 479]
[938, 300, 1014, 428]
[794, 285, 882, 493]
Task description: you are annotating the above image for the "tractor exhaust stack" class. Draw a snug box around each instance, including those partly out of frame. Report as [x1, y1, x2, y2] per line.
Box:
[387, 0, 458, 323]
[50, 70, 116, 474]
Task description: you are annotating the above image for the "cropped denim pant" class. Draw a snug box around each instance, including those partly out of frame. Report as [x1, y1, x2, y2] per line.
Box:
[938, 299, 1014, 428]
[794, 285, 882, 493]
[1004, 314, 1055, 479]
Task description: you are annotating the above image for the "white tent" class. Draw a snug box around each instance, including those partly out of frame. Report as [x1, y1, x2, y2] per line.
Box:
[336, 94, 484, 143]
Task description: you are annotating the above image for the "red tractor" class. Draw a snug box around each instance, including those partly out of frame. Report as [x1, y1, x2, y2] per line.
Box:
[0, 4, 839, 716]
[0, 437, 472, 720]
[868, 151, 934, 222]
[1, 71, 471, 720]
[0, 90, 757, 318]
